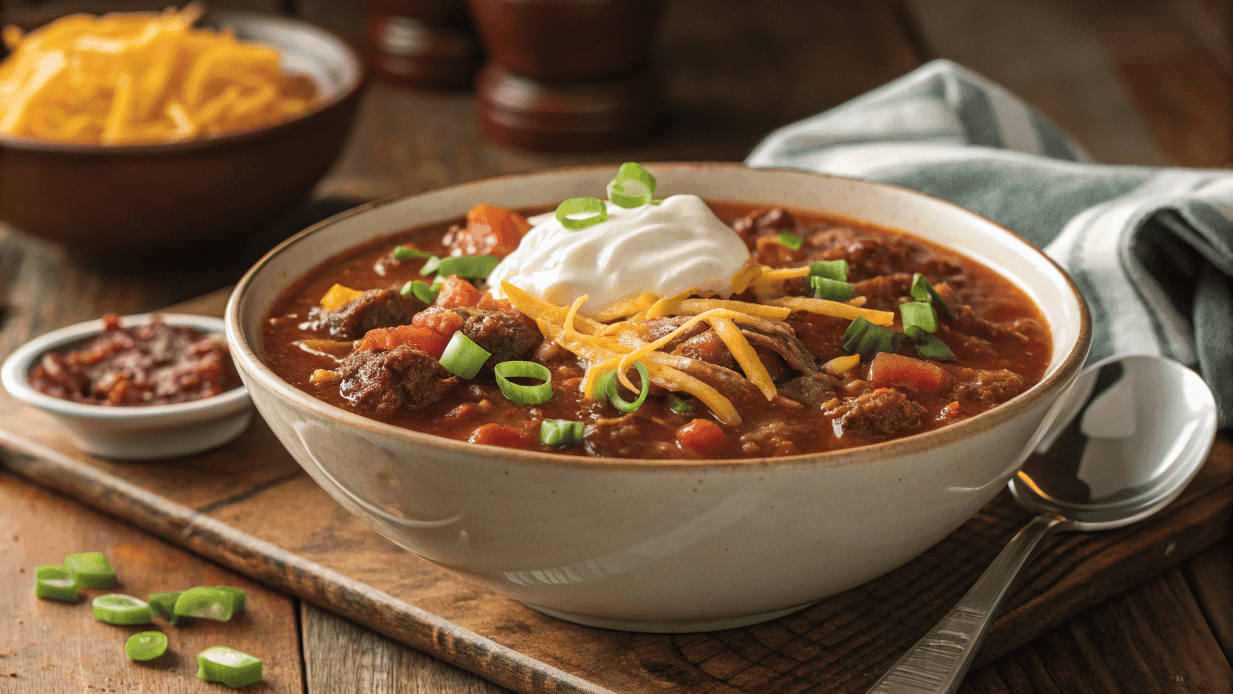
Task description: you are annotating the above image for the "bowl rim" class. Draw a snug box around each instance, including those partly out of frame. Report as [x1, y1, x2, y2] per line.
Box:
[1, 312, 251, 420]
[226, 162, 1093, 471]
[0, 9, 365, 155]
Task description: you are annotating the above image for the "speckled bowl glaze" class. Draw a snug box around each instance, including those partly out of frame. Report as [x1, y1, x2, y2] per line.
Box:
[226, 164, 1092, 632]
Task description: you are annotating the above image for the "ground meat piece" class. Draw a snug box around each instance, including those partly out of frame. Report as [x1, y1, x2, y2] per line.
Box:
[948, 305, 1032, 346]
[338, 346, 457, 415]
[314, 288, 428, 340]
[778, 373, 842, 408]
[585, 414, 679, 458]
[852, 273, 914, 312]
[672, 330, 737, 370]
[946, 368, 1027, 405]
[450, 307, 541, 364]
[738, 420, 800, 457]
[826, 388, 925, 437]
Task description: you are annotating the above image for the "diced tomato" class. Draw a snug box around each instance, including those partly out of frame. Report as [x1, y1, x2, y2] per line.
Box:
[476, 293, 521, 315]
[869, 352, 951, 392]
[411, 306, 466, 335]
[450, 204, 531, 258]
[355, 325, 451, 358]
[469, 423, 532, 449]
[434, 275, 481, 308]
[677, 419, 726, 454]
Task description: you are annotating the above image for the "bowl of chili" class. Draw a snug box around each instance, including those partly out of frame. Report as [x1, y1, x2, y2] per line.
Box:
[1, 313, 253, 460]
[226, 163, 1091, 631]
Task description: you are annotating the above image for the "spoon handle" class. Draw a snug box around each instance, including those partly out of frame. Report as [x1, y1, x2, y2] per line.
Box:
[866, 514, 1066, 694]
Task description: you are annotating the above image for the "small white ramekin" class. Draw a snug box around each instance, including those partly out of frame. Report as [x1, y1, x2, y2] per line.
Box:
[1, 313, 253, 461]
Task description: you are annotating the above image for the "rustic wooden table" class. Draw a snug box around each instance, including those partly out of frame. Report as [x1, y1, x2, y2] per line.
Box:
[1, 0, 1230, 692]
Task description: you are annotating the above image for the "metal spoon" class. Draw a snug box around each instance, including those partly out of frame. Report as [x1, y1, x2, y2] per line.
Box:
[867, 354, 1219, 694]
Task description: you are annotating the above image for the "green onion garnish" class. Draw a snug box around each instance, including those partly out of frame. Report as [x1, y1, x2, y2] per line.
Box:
[810, 276, 855, 301]
[540, 419, 585, 447]
[401, 280, 439, 304]
[910, 273, 958, 319]
[148, 591, 191, 625]
[900, 301, 938, 334]
[907, 326, 957, 360]
[64, 552, 116, 588]
[34, 565, 78, 601]
[93, 594, 154, 625]
[214, 586, 247, 612]
[439, 332, 490, 379]
[809, 260, 849, 282]
[173, 586, 238, 621]
[598, 362, 651, 413]
[841, 317, 905, 361]
[433, 255, 501, 280]
[420, 255, 441, 276]
[494, 361, 554, 405]
[431, 274, 446, 290]
[778, 232, 804, 250]
[197, 647, 263, 688]
[555, 197, 608, 230]
[667, 395, 695, 414]
[607, 162, 658, 208]
[394, 245, 434, 260]
[125, 631, 168, 661]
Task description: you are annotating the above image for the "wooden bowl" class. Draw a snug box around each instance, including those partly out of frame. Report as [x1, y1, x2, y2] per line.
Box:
[0, 9, 365, 258]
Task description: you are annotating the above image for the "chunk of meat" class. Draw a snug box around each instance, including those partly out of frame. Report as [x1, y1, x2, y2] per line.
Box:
[672, 330, 737, 370]
[778, 373, 842, 408]
[737, 420, 802, 457]
[642, 316, 709, 351]
[851, 273, 914, 312]
[586, 414, 679, 458]
[945, 368, 1027, 405]
[313, 288, 427, 340]
[737, 319, 818, 375]
[451, 307, 541, 365]
[826, 388, 925, 437]
[338, 346, 458, 415]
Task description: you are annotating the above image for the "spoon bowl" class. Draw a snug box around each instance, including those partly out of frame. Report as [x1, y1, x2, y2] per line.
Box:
[868, 354, 1218, 694]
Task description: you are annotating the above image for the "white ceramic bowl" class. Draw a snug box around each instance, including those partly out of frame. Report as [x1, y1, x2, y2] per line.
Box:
[2, 314, 254, 460]
[226, 164, 1091, 632]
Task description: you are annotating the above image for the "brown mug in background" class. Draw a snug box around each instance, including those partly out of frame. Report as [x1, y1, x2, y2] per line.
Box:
[366, 0, 483, 90]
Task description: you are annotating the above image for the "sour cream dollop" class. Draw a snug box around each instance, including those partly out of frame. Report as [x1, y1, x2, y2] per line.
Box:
[487, 194, 751, 318]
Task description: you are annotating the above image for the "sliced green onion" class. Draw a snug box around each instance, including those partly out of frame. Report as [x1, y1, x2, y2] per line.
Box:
[93, 594, 154, 625]
[126, 631, 168, 661]
[810, 276, 855, 301]
[540, 419, 584, 447]
[778, 232, 803, 250]
[197, 647, 263, 688]
[599, 362, 651, 413]
[439, 332, 490, 379]
[35, 565, 78, 601]
[494, 361, 554, 405]
[401, 280, 439, 304]
[910, 273, 958, 319]
[841, 317, 905, 361]
[419, 255, 441, 276]
[394, 245, 434, 260]
[809, 259, 849, 282]
[64, 553, 116, 588]
[667, 396, 695, 414]
[907, 326, 957, 360]
[213, 586, 246, 612]
[173, 586, 238, 621]
[606, 162, 658, 208]
[900, 301, 938, 334]
[148, 591, 191, 626]
[434, 255, 501, 279]
[431, 274, 446, 291]
[555, 197, 608, 230]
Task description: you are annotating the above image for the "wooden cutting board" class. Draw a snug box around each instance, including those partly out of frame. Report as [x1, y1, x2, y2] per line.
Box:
[1, 287, 1229, 694]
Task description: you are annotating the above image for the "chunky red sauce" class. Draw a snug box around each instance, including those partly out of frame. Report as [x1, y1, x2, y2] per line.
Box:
[30, 314, 241, 406]
[262, 203, 1051, 459]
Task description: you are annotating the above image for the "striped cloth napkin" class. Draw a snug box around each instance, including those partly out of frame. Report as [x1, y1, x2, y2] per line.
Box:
[747, 59, 1233, 428]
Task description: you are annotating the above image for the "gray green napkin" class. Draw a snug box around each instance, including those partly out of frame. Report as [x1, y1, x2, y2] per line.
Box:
[747, 59, 1233, 427]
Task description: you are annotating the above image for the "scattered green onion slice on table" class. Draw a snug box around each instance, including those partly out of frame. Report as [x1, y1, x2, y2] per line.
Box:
[909, 273, 958, 319]
[900, 301, 938, 334]
[809, 259, 849, 282]
[606, 162, 658, 208]
[555, 197, 608, 230]
[197, 647, 263, 689]
[439, 332, 490, 379]
[599, 362, 651, 413]
[34, 565, 78, 601]
[148, 591, 191, 625]
[778, 232, 803, 251]
[125, 631, 168, 661]
[841, 317, 905, 361]
[92, 594, 154, 625]
[433, 254, 501, 280]
[64, 552, 116, 588]
[540, 419, 585, 447]
[401, 280, 439, 304]
[173, 586, 239, 621]
[907, 326, 957, 360]
[810, 276, 855, 301]
[393, 245, 434, 261]
[214, 586, 247, 612]
[494, 361, 554, 405]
